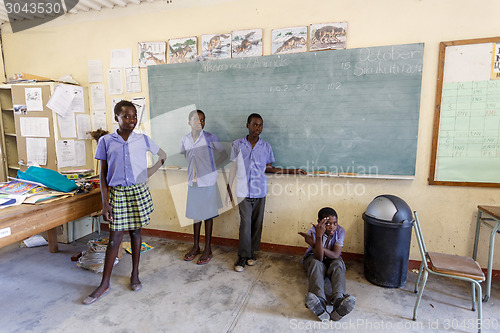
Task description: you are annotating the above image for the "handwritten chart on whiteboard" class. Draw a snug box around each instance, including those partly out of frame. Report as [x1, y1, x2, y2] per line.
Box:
[431, 38, 500, 186]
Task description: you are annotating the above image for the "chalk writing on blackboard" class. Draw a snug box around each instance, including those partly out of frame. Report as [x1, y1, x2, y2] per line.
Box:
[149, 43, 424, 177]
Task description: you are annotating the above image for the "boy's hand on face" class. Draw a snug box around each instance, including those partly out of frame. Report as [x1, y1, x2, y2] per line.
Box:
[313, 218, 326, 237]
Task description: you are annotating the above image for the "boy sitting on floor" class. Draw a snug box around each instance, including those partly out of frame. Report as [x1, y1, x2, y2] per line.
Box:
[298, 207, 355, 321]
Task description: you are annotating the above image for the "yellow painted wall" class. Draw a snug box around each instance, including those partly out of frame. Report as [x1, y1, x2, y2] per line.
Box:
[2, 0, 500, 269]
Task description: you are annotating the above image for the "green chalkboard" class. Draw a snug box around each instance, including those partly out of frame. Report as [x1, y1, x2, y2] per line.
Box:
[148, 43, 424, 176]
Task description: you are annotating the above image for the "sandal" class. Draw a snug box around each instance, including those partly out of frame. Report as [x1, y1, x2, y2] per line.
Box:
[196, 253, 213, 265]
[82, 287, 110, 305]
[184, 249, 200, 261]
[131, 282, 142, 292]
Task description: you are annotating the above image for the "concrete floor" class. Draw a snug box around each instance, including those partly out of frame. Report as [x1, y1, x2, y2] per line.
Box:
[1, 233, 499, 333]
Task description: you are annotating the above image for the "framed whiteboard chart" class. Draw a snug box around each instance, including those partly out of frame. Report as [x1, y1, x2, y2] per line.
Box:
[429, 37, 500, 187]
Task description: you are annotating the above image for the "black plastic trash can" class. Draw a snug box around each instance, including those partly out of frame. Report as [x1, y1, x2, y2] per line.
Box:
[363, 194, 413, 288]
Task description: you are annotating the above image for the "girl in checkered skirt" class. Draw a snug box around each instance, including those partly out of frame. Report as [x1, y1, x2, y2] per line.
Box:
[83, 100, 166, 305]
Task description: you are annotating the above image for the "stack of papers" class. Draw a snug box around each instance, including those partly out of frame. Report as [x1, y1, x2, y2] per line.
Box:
[0, 178, 73, 206]
[0, 179, 43, 195]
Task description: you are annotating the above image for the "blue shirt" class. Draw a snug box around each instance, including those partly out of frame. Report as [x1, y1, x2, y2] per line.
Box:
[302, 225, 345, 262]
[180, 130, 224, 187]
[230, 136, 275, 198]
[95, 131, 160, 187]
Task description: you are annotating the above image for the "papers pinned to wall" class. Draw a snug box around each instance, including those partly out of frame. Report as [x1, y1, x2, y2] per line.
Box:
[90, 84, 106, 110]
[24, 87, 43, 111]
[20, 117, 50, 137]
[76, 114, 91, 139]
[56, 140, 77, 168]
[46, 84, 75, 117]
[26, 137, 47, 166]
[88, 60, 103, 83]
[110, 48, 132, 68]
[70, 86, 85, 113]
[74, 140, 86, 167]
[92, 111, 107, 131]
[131, 97, 146, 124]
[57, 113, 77, 138]
[125, 66, 141, 93]
[111, 98, 121, 124]
[107, 69, 123, 95]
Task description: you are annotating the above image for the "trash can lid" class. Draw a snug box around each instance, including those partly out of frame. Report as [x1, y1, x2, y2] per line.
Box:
[365, 194, 412, 223]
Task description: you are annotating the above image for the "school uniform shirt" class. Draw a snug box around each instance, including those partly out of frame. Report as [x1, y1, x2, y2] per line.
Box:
[95, 131, 160, 187]
[180, 130, 224, 187]
[302, 225, 345, 262]
[230, 136, 275, 198]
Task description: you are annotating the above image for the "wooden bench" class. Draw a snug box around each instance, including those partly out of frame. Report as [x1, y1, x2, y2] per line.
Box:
[0, 188, 102, 252]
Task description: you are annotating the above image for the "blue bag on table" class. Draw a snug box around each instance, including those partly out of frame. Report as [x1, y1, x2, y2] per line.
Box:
[17, 166, 78, 193]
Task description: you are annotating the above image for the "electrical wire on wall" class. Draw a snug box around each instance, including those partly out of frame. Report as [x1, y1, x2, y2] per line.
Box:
[0, 27, 6, 82]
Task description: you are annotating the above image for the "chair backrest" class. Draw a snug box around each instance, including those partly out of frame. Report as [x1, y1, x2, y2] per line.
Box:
[413, 211, 429, 270]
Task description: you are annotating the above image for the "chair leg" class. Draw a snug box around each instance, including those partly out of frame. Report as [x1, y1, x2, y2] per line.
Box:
[92, 215, 102, 237]
[474, 281, 482, 333]
[97, 216, 101, 237]
[414, 261, 424, 293]
[471, 282, 476, 311]
[72, 220, 76, 245]
[413, 270, 428, 321]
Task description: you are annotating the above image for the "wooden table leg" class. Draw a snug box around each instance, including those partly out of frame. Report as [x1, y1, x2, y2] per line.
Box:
[47, 227, 59, 253]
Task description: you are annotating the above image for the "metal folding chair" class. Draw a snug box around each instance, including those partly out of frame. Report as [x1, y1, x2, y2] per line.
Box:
[413, 211, 485, 333]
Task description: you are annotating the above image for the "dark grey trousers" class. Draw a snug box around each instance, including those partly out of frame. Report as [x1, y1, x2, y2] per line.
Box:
[303, 254, 346, 302]
[237, 197, 266, 258]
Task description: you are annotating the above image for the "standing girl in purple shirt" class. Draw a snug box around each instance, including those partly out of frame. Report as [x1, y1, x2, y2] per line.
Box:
[83, 100, 166, 304]
[181, 110, 227, 265]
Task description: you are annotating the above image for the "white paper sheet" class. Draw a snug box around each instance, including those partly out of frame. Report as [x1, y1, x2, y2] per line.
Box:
[107, 69, 123, 95]
[0, 194, 27, 209]
[76, 114, 91, 139]
[70, 86, 85, 113]
[111, 98, 121, 123]
[46, 84, 75, 117]
[131, 96, 146, 124]
[110, 48, 132, 68]
[23, 235, 48, 247]
[24, 88, 43, 111]
[125, 66, 141, 93]
[90, 84, 106, 110]
[74, 140, 86, 167]
[20, 117, 50, 137]
[26, 137, 47, 166]
[92, 111, 107, 130]
[56, 140, 77, 168]
[57, 114, 77, 138]
[88, 59, 103, 83]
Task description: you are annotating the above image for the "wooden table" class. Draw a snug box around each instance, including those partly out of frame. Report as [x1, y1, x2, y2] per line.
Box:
[473, 205, 500, 302]
[0, 188, 102, 252]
